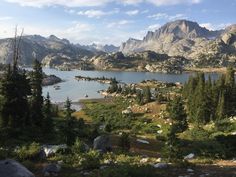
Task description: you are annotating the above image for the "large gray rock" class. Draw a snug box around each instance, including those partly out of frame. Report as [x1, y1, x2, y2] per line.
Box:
[93, 135, 112, 153]
[0, 159, 35, 177]
[42, 163, 61, 176]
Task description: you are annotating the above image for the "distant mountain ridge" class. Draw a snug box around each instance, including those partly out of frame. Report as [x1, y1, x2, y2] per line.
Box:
[120, 20, 235, 63]
[0, 34, 96, 65]
[0, 19, 235, 70]
[78, 43, 119, 53]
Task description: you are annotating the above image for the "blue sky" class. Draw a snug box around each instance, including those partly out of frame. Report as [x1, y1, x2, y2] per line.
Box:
[0, 0, 235, 46]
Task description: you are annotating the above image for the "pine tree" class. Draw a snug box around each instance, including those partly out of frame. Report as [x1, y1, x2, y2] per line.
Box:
[42, 92, 54, 135]
[166, 96, 188, 160]
[136, 90, 143, 105]
[30, 59, 44, 127]
[225, 67, 235, 116]
[0, 30, 30, 130]
[225, 66, 235, 88]
[108, 78, 118, 93]
[166, 96, 188, 133]
[143, 86, 152, 103]
[216, 92, 226, 120]
[63, 98, 76, 145]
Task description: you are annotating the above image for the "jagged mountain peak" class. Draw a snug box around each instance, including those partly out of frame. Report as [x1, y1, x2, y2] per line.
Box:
[48, 35, 60, 41]
[78, 43, 119, 53]
[120, 19, 234, 56]
[147, 19, 216, 40]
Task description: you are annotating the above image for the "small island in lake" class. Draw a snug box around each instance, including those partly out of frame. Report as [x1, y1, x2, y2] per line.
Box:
[42, 74, 62, 86]
[75, 75, 118, 84]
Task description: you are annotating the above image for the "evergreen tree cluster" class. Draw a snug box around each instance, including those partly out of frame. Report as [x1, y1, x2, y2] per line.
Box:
[0, 59, 54, 139]
[183, 67, 236, 124]
[166, 96, 188, 160]
[136, 86, 152, 105]
[0, 35, 54, 140]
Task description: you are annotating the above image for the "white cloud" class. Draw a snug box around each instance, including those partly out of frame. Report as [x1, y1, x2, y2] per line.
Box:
[5, 0, 202, 7]
[77, 10, 107, 18]
[126, 10, 139, 16]
[217, 23, 232, 29]
[107, 20, 133, 28]
[65, 9, 76, 14]
[147, 24, 161, 31]
[0, 21, 93, 44]
[148, 13, 186, 20]
[146, 0, 201, 6]
[168, 13, 186, 20]
[65, 22, 92, 33]
[148, 13, 169, 20]
[200, 23, 232, 30]
[5, 0, 111, 7]
[120, 0, 143, 5]
[141, 10, 149, 14]
[0, 16, 13, 21]
[77, 9, 119, 18]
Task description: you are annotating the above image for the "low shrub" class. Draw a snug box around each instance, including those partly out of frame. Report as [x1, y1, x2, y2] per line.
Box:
[71, 138, 88, 154]
[118, 133, 130, 152]
[215, 134, 236, 158]
[81, 150, 101, 170]
[15, 142, 41, 161]
[92, 165, 157, 177]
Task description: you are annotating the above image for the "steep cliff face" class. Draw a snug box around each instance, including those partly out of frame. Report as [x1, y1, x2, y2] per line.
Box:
[119, 20, 234, 61]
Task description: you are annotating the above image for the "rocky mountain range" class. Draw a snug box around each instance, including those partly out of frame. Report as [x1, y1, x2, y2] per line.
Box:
[0, 19, 235, 72]
[78, 43, 119, 53]
[120, 20, 236, 67]
[0, 34, 94, 65]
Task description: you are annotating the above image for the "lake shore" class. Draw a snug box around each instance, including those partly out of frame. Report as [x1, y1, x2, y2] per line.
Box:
[184, 67, 230, 73]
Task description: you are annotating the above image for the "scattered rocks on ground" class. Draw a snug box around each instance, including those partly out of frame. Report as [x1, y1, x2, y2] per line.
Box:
[187, 168, 194, 172]
[93, 135, 112, 153]
[184, 153, 195, 160]
[140, 158, 149, 163]
[100, 166, 108, 170]
[0, 159, 35, 177]
[42, 144, 67, 157]
[42, 163, 61, 176]
[122, 108, 133, 115]
[136, 139, 150, 144]
[152, 163, 168, 168]
[155, 158, 162, 163]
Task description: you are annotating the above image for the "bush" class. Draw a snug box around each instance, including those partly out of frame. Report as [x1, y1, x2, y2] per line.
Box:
[0, 148, 12, 160]
[81, 150, 100, 170]
[214, 119, 236, 133]
[71, 138, 87, 154]
[215, 134, 236, 158]
[94, 165, 157, 177]
[118, 133, 130, 152]
[183, 127, 210, 141]
[16, 142, 41, 161]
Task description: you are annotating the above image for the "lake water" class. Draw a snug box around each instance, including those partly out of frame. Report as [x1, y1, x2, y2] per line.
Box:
[42, 68, 220, 110]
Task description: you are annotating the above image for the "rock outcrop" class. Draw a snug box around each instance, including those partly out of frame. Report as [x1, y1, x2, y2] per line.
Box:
[120, 20, 236, 67]
[0, 159, 35, 177]
[93, 135, 112, 153]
